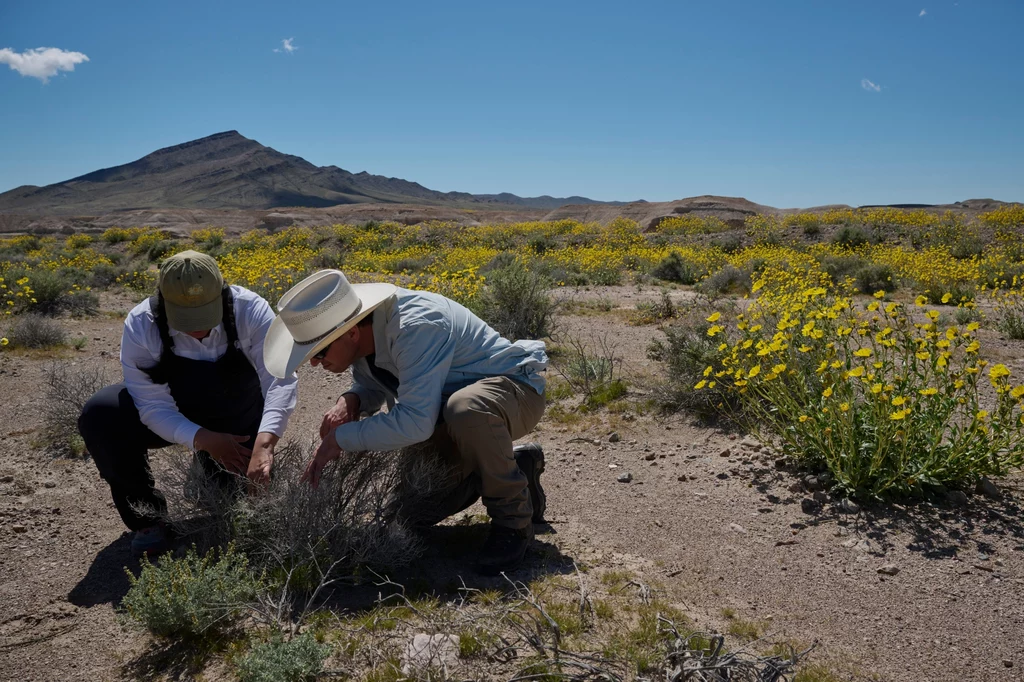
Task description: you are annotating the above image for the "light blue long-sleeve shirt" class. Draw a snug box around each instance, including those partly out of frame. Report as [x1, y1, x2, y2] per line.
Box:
[334, 288, 547, 453]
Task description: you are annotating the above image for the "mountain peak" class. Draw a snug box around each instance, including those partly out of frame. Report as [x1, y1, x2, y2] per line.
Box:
[0, 132, 620, 214]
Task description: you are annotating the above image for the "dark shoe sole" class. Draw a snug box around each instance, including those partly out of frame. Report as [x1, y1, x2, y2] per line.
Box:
[514, 443, 546, 524]
[476, 526, 534, 576]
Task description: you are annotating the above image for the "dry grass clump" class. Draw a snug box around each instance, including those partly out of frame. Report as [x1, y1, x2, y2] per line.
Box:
[5, 314, 67, 349]
[42, 360, 108, 455]
[150, 440, 450, 579]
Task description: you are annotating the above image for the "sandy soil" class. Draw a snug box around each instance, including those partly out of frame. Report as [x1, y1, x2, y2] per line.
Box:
[0, 287, 1022, 681]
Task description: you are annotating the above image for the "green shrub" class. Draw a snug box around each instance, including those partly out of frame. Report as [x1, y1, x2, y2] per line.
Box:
[477, 261, 556, 340]
[121, 545, 261, 640]
[833, 226, 870, 249]
[711, 234, 742, 254]
[24, 269, 70, 315]
[647, 309, 736, 421]
[236, 634, 330, 682]
[950, 237, 984, 260]
[5, 314, 67, 348]
[651, 251, 701, 285]
[954, 305, 982, 326]
[819, 254, 868, 286]
[698, 265, 750, 297]
[854, 264, 897, 294]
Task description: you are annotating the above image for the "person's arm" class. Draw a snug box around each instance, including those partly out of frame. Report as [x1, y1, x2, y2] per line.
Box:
[120, 307, 203, 447]
[237, 288, 298, 441]
[335, 319, 455, 452]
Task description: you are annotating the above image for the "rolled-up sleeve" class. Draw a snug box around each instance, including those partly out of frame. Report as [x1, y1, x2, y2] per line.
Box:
[238, 290, 298, 437]
[334, 320, 453, 452]
[121, 311, 202, 447]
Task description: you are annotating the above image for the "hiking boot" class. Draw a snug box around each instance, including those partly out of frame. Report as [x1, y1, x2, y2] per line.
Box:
[514, 442, 546, 524]
[477, 523, 534, 576]
[130, 524, 173, 559]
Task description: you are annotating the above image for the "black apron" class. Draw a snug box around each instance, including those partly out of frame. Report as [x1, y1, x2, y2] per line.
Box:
[143, 289, 264, 438]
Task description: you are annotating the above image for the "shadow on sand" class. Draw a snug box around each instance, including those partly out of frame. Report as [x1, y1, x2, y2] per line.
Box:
[67, 533, 140, 607]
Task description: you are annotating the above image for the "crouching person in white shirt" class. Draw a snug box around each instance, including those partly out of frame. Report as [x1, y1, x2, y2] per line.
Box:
[78, 250, 298, 558]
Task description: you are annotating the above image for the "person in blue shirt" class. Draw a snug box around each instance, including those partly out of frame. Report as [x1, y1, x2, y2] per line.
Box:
[264, 269, 548, 574]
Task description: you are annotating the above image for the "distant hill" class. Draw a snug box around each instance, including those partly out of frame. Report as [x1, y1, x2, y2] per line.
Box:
[0, 131, 626, 215]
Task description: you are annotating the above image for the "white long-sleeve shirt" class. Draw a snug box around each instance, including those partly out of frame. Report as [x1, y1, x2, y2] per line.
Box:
[120, 285, 298, 447]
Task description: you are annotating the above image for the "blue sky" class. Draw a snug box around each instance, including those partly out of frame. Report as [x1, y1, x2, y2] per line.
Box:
[1, 0, 1021, 207]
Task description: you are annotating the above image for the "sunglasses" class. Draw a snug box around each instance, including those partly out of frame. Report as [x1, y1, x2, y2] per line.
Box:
[313, 341, 332, 361]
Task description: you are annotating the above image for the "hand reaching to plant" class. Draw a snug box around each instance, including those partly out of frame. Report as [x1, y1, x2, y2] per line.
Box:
[246, 431, 278, 489]
[319, 393, 360, 439]
[301, 429, 343, 489]
[193, 428, 252, 474]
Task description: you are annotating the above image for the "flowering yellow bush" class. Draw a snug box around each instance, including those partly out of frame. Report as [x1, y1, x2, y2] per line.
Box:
[695, 268, 1024, 498]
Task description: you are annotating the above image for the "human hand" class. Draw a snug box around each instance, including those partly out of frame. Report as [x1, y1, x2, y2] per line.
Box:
[300, 429, 343, 489]
[319, 393, 360, 439]
[194, 428, 252, 475]
[246, 432, 278, 489]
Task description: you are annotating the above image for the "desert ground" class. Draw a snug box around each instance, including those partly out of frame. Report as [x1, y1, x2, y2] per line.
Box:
[1, 279, 1022, 682]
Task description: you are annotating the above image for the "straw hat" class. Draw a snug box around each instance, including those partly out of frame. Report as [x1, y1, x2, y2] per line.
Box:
[263, 270, 396, 378]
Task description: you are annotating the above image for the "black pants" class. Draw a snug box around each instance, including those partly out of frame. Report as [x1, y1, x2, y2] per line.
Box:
[79, 384, 256, 531]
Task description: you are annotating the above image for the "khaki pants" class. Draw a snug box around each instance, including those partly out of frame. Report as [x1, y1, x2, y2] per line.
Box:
[420, 376, 545, 530]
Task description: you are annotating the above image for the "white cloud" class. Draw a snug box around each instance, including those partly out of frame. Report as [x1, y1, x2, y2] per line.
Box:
[273, 38, 297, 54]
[0, 47, 89, 83]
[861, 78, 882, 92]
[919, 8, 927, 17]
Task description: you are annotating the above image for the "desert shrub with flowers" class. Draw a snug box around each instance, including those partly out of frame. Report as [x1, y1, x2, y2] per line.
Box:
[695, 267, 1024, 499]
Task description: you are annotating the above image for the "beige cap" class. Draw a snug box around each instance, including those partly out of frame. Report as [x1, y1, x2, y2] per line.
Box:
[158, 250, 224, 332]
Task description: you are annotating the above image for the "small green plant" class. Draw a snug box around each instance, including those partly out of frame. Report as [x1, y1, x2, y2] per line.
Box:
[647, 308, 737, 421]
[651, 251, 701, 285]
[833, 226, 870, 249]
[235, 634, 330, 682]
[854, 264, 897, 294]
[726, 617, 763, 640]
[995, 290, 1024, 340]
[121, 545, 261, 640]
[698, 265, 750, 297]
[954, 305, 982, 326]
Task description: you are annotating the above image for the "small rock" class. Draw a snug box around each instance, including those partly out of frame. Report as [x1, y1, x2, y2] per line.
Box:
[728, 433, 737, 441]
[804, 475, 823, 491]
[13, 524, 27, 533]
[654, 520, 663, 528]
[644, 453, 656, 461]
[877, 564, 900, 576]
[719, 447, 732, 458]
[402, 633, 460, 675]
[677, 475, 687, 482]
[0, 475, 13, 483]
[739, 436, 761, 451]
[812, 491, 828, 503]
[617, 472, 633, 483]
[608, 464, 618, 469]
[839, 498, 861, 514]
[976, 477, 1000, 499]
[716, 472, 730, 480]
[43, 481, 56, 489]
[729, 523, 747, 534]
[946, 490, 969, 507]
[801, 498, 821, 514]
[608, 432, 621, 443]
[774, 458, 788, 470]
[1002, 660, 1014, 669]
